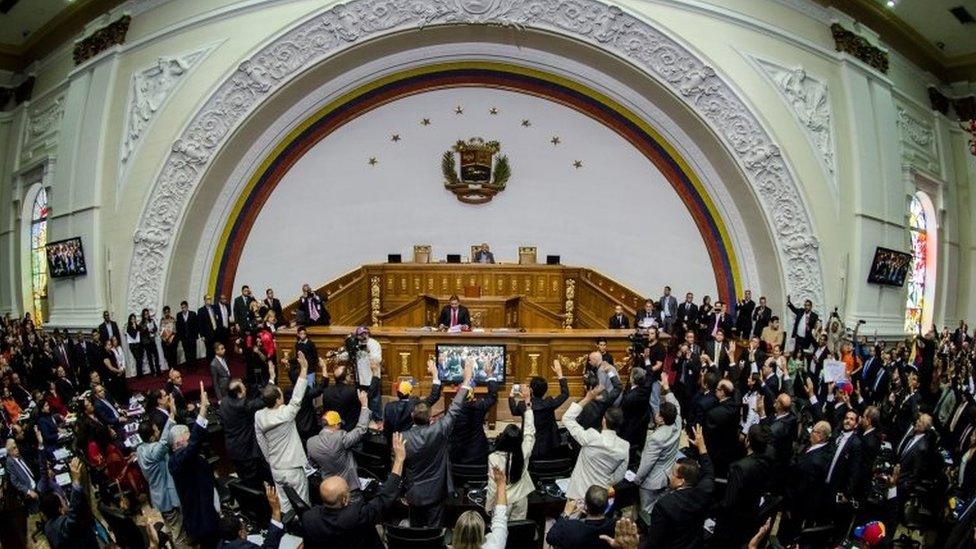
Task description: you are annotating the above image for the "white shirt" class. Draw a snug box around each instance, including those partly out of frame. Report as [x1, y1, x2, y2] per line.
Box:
[827, 430, 854, 483]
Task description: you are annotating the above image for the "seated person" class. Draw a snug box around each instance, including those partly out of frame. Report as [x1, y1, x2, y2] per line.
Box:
[545, 485, 615, 549]
[437, 295, 470, 330]
[473, 243, 495, 264]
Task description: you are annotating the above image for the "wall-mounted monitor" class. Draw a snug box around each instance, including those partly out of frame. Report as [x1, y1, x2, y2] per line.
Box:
[435, 343, 506, 385]
[867, 246, 911, 287]
[46, 237, 87, 278]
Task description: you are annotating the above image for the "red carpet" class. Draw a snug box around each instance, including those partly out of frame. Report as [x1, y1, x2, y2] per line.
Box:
[124, 355, 246, 398]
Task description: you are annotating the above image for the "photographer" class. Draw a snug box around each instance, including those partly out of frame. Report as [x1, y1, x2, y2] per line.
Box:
[337, 326, 383, 419]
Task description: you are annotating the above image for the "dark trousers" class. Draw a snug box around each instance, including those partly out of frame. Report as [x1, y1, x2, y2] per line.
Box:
[129, 343, 145, 377]
[142, 341, 161, 376]
[204, 336, 217, 362]
[180, 337, 197, 364]
[162, 339, 179, 370]
[232, 457, 273, 491]
[408, 501, 445, 528]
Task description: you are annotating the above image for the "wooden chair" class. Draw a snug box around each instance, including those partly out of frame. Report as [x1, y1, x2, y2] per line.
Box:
[518, 246, 537, 265]
[413, 245, 431, 263]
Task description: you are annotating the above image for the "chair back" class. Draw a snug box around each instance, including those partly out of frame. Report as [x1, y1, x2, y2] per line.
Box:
[97, 504, 148, 549]
[505, 519, 539, 548]
[451, 462, 488, 490]
[227, 478, 271, 526]
[527, 457, 573, 484]
[282, 483, 311, 516]
[385, 524, 445, 549]
[354, 449, 389, 479]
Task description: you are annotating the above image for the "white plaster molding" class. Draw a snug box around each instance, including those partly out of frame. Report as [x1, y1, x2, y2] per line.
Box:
[21, 95, 65, 163]
[749, 54, 836, 188]
[126, 0, 826, 314]
[895, 104, 938, 173]
[119, 42, 218, 182]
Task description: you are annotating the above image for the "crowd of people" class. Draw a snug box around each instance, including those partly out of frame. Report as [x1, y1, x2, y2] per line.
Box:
[2, 282, 976, 548]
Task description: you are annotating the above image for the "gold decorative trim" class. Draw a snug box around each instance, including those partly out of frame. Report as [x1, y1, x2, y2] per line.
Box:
[370, 276, 381, 326]
[563, 278, 576, 328]
[528, 353, 540, 376]
[398, 352, 411, 375]
[556, 353, 587, 373]
[830, 23, 888, 74]
[73, 15, 131, 65]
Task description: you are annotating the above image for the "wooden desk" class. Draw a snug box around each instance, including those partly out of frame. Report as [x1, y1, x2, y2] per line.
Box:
[274, 325, 643, 422]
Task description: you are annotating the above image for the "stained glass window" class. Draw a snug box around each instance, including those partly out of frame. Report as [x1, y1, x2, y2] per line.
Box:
[904, 194, 927, 333]
[30, 187, 49, 324]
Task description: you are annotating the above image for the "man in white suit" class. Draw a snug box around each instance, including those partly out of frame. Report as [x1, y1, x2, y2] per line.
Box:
[633, 375, 682, 519]
[254, 350, 309, 516]
[562, 385, 629, 512]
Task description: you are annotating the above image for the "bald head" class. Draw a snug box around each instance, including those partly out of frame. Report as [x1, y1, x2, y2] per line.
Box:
[320, 476, 350, 508]
[775, 393, 792, 414]
[588, 351, 603, 367]
[717, 379, 734, 399]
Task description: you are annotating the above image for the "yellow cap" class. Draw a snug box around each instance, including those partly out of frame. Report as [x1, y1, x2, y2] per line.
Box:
[398, 380, 414, 396]
[323, 411, 342, 426]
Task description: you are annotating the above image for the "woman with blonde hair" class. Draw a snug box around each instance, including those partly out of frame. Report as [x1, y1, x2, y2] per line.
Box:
[451, 466, 509, 548]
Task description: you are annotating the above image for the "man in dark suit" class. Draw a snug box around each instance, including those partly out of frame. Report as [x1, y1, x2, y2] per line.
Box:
[786, 295, 819, 352]
[609, 304, 632, 329]
[264, 288, 284, 327]
[704, 301, 733, 342]
[634, 300, 659, 330]
[147, 389, 173, 432]
[758, 393, 798, 487]
[216, 294, 233, 343]
[509, 360, 570, 459]
[647, 425, 715, 548]
[713, 424, 774, 548]
[301, 433, 406, 547]
[176, 301, 198, 365]
[449, 362, 499, 465]
[826, 409, 864, 505]
[787, 420, 833, 524]
[197, 296, 220, 362]
[437, 295, 470, 330]
[97, 310, 121, 345]
[92, 384, 127, 430]
[298, 283, 329, 326]
[690, 372, 720, 429]
[218, 378, 272, 489]
[40, 458, 99, 549]
[166, 369, 197, 421]
[892, 373, 921, 440]
[735, 290, 756, 340]
[217, 484, 285, 549]
[702, 331, 732, 375]
[211, 342, 232, 402]
[233, 285, 256, 331]
[865, 354, 892, 405]
[402, 360, 472, 527]
[294, 327, 319, 368]
[618, 367, 653, 456]
[859, 406, 882, 499]
[894, 414, 933, 508]
[170, 384, 219, 547]
[4, 439, 40, 513]
[287, 358, 329, 443]
[472, 242, 495, 264]
[384, 360, 443, 443]
[704, 379, 742, 479]
[675, 292, 699, 338]
[321, 365, 362, 433]
[751, 296, 772, 339]
[545, 485, 616, 548]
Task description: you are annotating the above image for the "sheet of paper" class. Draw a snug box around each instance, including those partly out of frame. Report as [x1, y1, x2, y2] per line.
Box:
[823, 359, 847, 383]
[624, 470, 636, 483]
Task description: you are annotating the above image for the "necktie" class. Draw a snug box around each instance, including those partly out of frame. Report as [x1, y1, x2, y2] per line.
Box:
[713, 315, 720, 336]
[209, 308, 216, 330]
[309, 298, 320, 322]
[827, 433, 850, 483]
[452, 308, 458, 326]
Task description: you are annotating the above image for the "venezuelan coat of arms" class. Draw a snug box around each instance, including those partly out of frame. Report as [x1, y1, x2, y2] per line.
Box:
[442, 137, 511, 204]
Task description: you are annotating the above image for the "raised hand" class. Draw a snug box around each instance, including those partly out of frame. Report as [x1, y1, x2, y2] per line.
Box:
[318, 357, 329, 375]
[690, 424, 707, 455]
[582, 384, 605, 404]
[297, 351, 309, 375]
[199, 381, 209, 414]
[391, 432, 407, 477]
[659, 374, 670, 393]
[358, 389, 368, 408]
[462, 358, 475, 386]
[264, 483, 282, 522]
[427, 359, 437, 377]
[551, 359, 564, 378]
[69, 457, 83, 485]
[599, 517, 639, 549]
[490, 465, 507, 488]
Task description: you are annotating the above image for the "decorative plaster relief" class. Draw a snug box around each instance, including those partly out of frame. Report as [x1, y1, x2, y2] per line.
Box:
[127, 0, 825, 314]
[895, 104, 937, 172]
[120, 44, 216, 175]
[751, 56, 835, 183]
[22, 96, 65, 162]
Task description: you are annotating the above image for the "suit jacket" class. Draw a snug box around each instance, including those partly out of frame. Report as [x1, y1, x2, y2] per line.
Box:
[6, 455, 38, 509]
[702, 341, 731, 373]
[218, 522, 284, 549]
[509, 377, 570, 459]
[786, 303, 819, 342]
[895, 430, 930, 496]
[94, 397, 123, 427]
[402, 385, 469, 505]
[715, 450, 773, 545]
[437, 305, 471, 328]
[618, 382, 653, 450]
[609, 313, 631, 329]
[860, 428, 882, 497]
[634, 392, 681, 490]
[690, 391, 718, 428]
[647, 454, 715, 549]
[211, 357, 231, 401]
[170, 420, 219, 540]
[307, 408, 370, 490]
[704, 398, 743, 478]
[44, 484, 99, 549]
[297, 293, 329, 325]
[704, 313, 733, 340]
[176, 310, 198, 341]
[751, 306, 772, 339]
[218, 393, 266, 461]
[149, 408, 171, 433]
[197, 305, 219, 338]
[563, 402, 630, 500]
[473, 250, 495, 264]
[658, 295, 679, 320]
[254, 375, 308, 470]
[322, 382, 362, 433]
[383, 382, 443, 442]
[136, 418, 179, 512]
[675, 302, 699, 332]
[300, 472, 402, 549]
[763, 413, 798, 472]
[290, 374, 328, 441]
[826, 431, 863, 497]
[449, 380, 499, 465]
[735, 299, 755, 337]
[98, 321, 121, 344]
[264, 298, 284, 323]
[545, 515, 616, 549]
[787, 443, 831, 519]
[294, 339, 319, 367]
[233, 295, 255, 327]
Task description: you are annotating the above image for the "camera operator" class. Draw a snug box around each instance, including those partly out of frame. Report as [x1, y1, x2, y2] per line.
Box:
[635, 327, 666, 414]
[337, 326, 383, 419]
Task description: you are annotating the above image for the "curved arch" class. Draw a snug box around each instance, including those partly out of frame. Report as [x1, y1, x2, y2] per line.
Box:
[21, 183, 48, 324]
[127, 0, 824, 313]
[905, 191, 937, 333]
[210, 63, 739, 302]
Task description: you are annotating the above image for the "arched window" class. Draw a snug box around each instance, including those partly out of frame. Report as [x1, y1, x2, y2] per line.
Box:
[29, 187, 49, 324]
[904, 193, 929, 333]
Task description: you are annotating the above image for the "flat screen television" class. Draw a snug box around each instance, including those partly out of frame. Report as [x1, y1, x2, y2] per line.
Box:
[867, 246, 911, 287]
[435, 343, 505, 385]
[46, 237, 87, 278]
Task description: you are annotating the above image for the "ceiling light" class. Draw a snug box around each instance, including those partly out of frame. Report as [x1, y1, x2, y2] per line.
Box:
[886, 0, 895, 7]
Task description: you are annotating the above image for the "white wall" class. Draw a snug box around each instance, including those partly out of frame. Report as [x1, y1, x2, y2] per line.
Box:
[234, 87, 718, 301]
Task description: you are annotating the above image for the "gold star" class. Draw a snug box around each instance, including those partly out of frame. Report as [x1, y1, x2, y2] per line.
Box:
[421, 118, 431, 126]
[391, 134, 401, 142]
[573, 160, 583, 169]
[367, 157, 378, 166]
[521, 119, 531, 127]
[489, 107, 499, 115]
[550, 136, 561, 145]
[455, 105, 464, 115]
